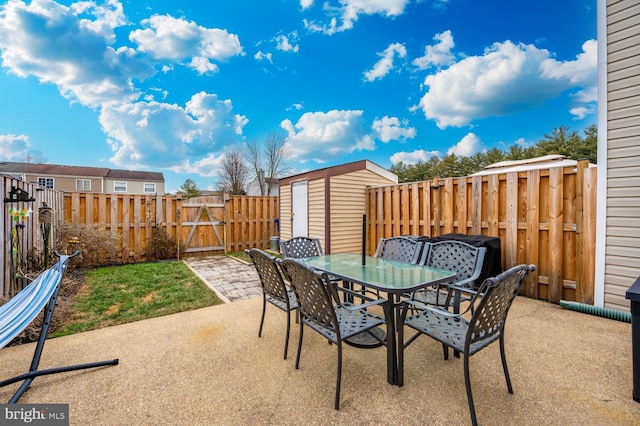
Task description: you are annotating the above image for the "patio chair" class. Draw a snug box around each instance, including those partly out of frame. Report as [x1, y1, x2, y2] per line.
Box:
[398, 264, 535, 426]
[278, 258, 388, 410]
[0, 251, 119, 403]
[374, 236, 424, 264]
[280, 236, 343, 303]
[413, 240, 486, 312]
[245, 248, 299, 360]
[280, 236, 323, 258]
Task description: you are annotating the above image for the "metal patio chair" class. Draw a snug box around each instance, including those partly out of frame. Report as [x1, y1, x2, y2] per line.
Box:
[374, 236, 424, 264]
[246, 248, 299, 360]
[398, 264, 535, 426]
[280, 236, 324, 258]
[278, 258, 388, 410]
[413, 240, 486, 312]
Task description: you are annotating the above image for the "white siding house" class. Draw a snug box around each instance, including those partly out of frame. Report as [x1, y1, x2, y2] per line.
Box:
[595, 0, 640, 311]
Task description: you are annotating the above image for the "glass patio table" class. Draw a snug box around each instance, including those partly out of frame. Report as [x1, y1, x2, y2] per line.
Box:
[298, 253, 456, 386]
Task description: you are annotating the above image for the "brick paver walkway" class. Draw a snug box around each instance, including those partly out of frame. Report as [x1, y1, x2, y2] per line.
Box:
[185, 256, 261, 303]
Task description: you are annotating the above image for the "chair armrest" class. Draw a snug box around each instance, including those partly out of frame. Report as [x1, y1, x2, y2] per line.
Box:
[336, 286, 378, 302]
[335, 286, 388, 310]
[341, 297, 388, 311]
[403, 299, 461, 318]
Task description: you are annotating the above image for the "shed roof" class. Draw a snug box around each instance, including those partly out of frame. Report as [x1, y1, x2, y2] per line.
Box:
[471, 155, 596, 176]
[279, 160, 397, 185]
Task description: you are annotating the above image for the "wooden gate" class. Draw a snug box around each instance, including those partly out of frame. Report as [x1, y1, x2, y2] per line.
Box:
[179, 196, 225, 255]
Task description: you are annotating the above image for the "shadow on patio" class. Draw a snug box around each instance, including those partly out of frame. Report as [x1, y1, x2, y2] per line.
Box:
[0, 294, 638, 425]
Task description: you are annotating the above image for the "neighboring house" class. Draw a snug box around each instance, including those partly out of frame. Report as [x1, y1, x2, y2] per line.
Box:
[595, 1, 640, 311]
[0, 162, 165, 195]
[246, 171, 279, 196]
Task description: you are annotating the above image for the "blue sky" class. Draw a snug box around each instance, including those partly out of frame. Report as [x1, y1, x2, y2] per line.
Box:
[0, 0, 597, 193]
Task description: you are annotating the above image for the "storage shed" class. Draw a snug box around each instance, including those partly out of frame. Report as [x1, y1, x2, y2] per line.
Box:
[279, 160, 398, 254]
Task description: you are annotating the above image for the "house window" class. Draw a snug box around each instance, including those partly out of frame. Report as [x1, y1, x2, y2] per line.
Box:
[143, 183, 156, 194]
[76, 179, 91, 191]
[37, 177, 54, 189]
[114, 181, 127, 192]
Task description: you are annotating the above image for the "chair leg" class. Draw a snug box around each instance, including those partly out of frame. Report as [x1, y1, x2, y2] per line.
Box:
[295, 321, 304, 369]
[284, 310, 291, 360]
[463, 352, 478, 426]
[398, 316, 405, 387]
[442, 343, 449, 360]
[335, 341, 343, 410]
[258, 297, 267, 337]
[499, 334, 513, 394]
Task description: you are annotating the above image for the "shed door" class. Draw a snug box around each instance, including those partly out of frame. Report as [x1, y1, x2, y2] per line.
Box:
[291, 181, 308, 237]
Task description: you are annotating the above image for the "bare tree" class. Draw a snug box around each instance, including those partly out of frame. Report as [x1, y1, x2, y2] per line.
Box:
[244, 139, 263, 194]
[244, 133, 289, 195]
[217, 151, 249, 195]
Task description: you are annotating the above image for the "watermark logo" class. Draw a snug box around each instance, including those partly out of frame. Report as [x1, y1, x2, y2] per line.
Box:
[0, 404, 68, 425]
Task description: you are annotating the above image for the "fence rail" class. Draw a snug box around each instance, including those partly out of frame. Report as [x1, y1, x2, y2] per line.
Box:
[365, 160, 596, 304]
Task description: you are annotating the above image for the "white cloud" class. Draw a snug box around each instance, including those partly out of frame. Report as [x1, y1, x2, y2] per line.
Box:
[129, 14, 244, 73]
[418, 39, 597, 128]
[254, 51, 273, 63]
[0, 1, 252, 179]
[280, 109, 374, 162]
[412, 30, 455, 70]
[0, 134, 46, 162]
[304, 0, 411, 34]
[168, 153, 226, 177]
[447, 132, 483, 156]
[540, 39, 597, 84]
[364, 43, 407, 82]
[102, 92, 248, 169]
[372, 116, 415, 142]
[275, 33, 300, 53]
[300, 0, 314, 10]
[390, 149, 440, 165]
[0, 0, 152, 107]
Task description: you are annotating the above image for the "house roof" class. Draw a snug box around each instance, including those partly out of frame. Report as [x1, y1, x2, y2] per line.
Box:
[107, 169, 164, 181]
[0, 161, 164, 182]
[0, 162, 32, 173]
[26, 163, 110, 177]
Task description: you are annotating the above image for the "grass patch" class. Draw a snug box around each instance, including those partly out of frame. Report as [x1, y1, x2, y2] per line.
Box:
[53, 260, 222, 337]
[226, 251, 252, 263]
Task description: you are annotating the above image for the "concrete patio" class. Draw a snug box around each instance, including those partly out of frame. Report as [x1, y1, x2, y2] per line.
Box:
[0, 257, 638, 425]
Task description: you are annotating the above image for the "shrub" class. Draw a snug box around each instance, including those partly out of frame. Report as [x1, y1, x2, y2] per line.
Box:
[53, 223, 119, 268]
[147, 227, 179, 260]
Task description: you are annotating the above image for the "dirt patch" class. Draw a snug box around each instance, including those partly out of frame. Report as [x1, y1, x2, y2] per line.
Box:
[1, 269, 86, 346]
[141, 291, 156, 303]
[104, 303, 121, 316]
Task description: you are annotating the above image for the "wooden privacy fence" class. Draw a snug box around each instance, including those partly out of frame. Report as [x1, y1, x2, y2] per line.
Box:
[365, 160, 597, 305]
[62, 193, 278, 263]
[1, 175, 65, 297]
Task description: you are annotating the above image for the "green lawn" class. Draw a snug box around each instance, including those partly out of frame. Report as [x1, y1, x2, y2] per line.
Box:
[53, 260, 223, 337]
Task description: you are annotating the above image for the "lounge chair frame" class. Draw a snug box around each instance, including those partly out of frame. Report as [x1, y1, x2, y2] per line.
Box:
[0, 251, 119, 403]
